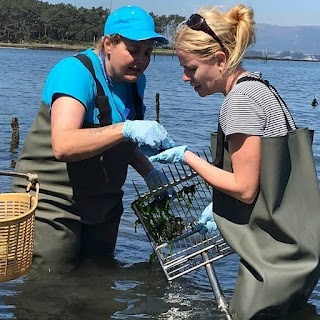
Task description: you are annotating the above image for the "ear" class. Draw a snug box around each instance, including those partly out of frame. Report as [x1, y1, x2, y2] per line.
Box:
[103, 36, 112, 54]
[215, 51, 227, 71]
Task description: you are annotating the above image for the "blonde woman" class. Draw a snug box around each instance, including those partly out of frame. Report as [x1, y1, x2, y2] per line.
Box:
[150, 4, 320, 319]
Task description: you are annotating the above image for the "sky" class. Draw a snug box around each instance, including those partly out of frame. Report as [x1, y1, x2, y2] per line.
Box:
[46, 0, 320, 26]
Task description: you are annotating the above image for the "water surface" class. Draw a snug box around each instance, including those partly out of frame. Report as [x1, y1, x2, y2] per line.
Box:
[1, 48, 320, 319]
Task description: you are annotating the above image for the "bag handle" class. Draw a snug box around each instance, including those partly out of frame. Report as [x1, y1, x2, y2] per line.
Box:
[214, 76, 297, 168]
[236, 76, 296, 131]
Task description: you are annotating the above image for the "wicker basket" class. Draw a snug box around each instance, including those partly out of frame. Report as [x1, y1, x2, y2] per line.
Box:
[0, 171, 39, 282]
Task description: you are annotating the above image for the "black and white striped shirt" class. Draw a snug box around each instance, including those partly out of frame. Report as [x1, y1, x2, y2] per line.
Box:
[219, 72, 296, 138]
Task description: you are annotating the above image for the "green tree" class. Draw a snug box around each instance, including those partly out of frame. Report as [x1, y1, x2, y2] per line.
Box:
[0, 0, 175, 46]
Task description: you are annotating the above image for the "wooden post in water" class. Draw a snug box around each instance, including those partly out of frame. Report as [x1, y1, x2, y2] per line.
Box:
[155, 93, 160, 123]
[10, 117, 19, 151]
[10, 117, 19, 168]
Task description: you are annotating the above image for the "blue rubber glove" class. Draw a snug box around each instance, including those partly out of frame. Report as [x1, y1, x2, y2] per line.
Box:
[194, 202, 218, 235]
[123, 120, 175, 150]
[148, 146, 188, 164]
[145, 168, 175, 199]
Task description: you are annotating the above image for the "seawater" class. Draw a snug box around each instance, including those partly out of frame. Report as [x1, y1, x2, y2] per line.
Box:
[0, 47, 320, 319]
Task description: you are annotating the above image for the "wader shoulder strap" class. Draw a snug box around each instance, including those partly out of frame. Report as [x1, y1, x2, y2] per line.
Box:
[132, 83, 144, 120]
[75, 54, 111, 126]
[75, 54, 144, 123]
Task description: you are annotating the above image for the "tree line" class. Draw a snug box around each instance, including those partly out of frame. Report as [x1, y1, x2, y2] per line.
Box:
[0, 0, 185, 46]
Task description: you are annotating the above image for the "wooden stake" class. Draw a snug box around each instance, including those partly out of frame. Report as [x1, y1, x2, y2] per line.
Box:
[155, 93, 160, 123]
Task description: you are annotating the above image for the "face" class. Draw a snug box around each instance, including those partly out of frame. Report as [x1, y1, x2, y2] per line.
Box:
[177, 49, 224, 97]
[104, 37, 154, 83]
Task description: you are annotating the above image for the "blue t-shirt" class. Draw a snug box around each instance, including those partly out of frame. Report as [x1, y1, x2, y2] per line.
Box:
[42, 48, 146, 124]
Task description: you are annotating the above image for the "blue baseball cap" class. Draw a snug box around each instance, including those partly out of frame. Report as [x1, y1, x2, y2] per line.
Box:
[104, 6, 168, 44]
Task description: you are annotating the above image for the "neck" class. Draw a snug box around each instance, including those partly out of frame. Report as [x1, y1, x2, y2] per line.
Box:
[225, 67, 247, 95]
[95, 49, 113, 83]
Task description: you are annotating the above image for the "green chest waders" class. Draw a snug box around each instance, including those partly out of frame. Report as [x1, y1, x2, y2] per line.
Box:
[211, 77, 320, 319]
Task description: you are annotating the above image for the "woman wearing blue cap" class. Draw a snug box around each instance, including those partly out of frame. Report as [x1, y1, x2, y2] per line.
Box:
[12, 6, 174, 273]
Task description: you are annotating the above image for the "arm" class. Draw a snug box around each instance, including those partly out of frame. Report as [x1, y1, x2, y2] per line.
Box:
[184, 133, 261, 204]
[131, 147, 174, 199]
[51, 96, 175, 163]
[51, 96, 126, 162]
[49, 56, 175, 162]
[130, 147, 153, 178]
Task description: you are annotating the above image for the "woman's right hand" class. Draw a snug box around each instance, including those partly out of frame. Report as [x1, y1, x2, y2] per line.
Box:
[123, 120, 175, 150]
[193, 202, 218, 235]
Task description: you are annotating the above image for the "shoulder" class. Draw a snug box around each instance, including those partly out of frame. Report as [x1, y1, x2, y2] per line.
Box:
[42, 50, 97, 107]
[224, 72, 266, 108]
[220, 73, 268, 136]
[232, 72, 274, 98]
[225, 72, 278, 113]
[47, 51, 94, 82]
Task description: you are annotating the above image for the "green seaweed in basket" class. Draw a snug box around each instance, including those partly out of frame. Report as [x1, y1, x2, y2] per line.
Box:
[134, 184, 198, 243]
[176, 184, 197, 205]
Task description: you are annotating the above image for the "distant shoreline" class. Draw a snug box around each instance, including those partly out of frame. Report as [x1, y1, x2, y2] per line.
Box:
[0, 42, 318, 62]
[0, 41, 88, 51]
[0, 41, 176, 56]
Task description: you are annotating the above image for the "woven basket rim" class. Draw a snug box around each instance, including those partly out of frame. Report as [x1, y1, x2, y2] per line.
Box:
[0, 193, 37, 223]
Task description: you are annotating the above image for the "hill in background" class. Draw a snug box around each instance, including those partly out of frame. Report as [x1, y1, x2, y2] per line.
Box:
[253, 23, 320, 55]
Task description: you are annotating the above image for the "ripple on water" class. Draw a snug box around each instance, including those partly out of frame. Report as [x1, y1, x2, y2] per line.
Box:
[0, 50, 320, 318]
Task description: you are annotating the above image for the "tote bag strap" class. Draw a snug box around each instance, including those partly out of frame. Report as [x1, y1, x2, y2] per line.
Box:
[236, 76, 315, 143]
[214, 76, 299, 167]
[237, 76, 297, 131]
[213, 124, 225, 169]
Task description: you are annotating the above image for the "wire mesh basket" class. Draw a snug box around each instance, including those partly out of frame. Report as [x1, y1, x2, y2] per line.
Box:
[131, 149, 234, 317]
[0, 171, 39, 282]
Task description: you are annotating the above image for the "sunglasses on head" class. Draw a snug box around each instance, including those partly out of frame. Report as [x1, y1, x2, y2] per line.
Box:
[186, 13, 225, 51]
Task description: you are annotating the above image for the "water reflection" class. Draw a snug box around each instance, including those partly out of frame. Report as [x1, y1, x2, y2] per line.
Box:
[2, 258, 161, 319]
[0, 258, 228, 319]
[0, 255, 319, 320]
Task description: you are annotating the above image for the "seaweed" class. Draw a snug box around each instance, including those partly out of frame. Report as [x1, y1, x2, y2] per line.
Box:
[134, 184, 198, 243]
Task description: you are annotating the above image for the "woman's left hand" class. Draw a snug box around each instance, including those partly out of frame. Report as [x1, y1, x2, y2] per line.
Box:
[148, 146, 188, 164]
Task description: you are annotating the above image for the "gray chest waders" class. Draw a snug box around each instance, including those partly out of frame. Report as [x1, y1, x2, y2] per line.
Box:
[211, 77, 320, 319]
[12, 54, 146, 270]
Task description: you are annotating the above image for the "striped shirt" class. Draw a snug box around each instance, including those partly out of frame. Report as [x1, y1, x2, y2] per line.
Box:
[219, 72, 296, 138]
